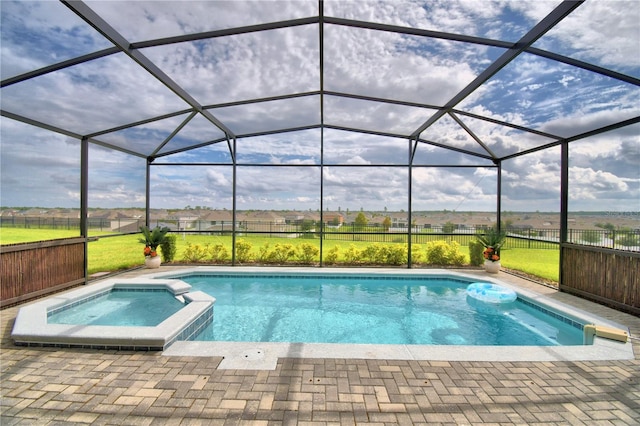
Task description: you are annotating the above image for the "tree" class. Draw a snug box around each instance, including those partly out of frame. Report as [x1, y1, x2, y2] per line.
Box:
[383, 216, 391, 231]
[442, 221, 456, 234]
[355, 212, 368, 229]
[581, 230, 601, 243]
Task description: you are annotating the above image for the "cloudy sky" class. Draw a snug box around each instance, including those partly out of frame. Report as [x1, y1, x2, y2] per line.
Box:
[1, 0, 638, 213]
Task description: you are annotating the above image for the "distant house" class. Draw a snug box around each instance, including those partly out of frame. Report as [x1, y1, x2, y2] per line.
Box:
[391, 217, 407, 228]
[323, 213, 344, 226]
[170, 214, 199, 231]
[284, 213, 305, 224]
[243, 211, 286, 232]
[201, 210, 235, 231]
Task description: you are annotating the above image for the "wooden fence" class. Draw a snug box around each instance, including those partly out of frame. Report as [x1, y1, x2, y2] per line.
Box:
[1, 238, 86, 308]
[561, 244, 639, 315]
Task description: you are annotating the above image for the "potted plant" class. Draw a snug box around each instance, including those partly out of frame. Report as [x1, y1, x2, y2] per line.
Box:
[139, 226, 170, 269]
[475, 226, 507, 273]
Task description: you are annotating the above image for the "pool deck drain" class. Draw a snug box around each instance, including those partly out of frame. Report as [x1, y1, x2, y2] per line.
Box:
[163, 336, 634, 370]
[2, 267, 639, 425]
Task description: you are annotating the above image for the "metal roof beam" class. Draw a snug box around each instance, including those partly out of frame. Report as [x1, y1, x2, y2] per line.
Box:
[527, 47, 640, 87]
[499, 116, 640, 162]
[414, 137, 494, 161]
[204, 92, 321, 109]
[451, 109, 561, 140]
[564, 116, 640, 144]
[0, 47, 120, 88]
[153, 138, 229, 159]
[62, 0, 236, 139]
[324, 17, 513, 49]
[323, 91, 562, 141]
[410, 0, 584, 139]
[324, 91, 440, 110]
[1, 110, 154, 159]
[448, 112, 497, 159]
[1, 110, 83, 139]
[84, 108, 194, 139]
[86, 138, 149, 159]
[150, 112, 198, 158]
[131, 17, 319, 49]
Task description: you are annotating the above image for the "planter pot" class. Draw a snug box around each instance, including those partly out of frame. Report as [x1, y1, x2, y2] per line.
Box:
[145, 256, 162, 269]
[484, 260, 501, 274]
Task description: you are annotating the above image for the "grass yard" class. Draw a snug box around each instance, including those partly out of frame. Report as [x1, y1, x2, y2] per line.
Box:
[499, 247, 559, 282]
[0, 228, 81, 242]
[1, 229, 560, 282]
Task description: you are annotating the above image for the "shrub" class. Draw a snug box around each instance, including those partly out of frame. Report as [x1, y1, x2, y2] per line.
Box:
[384, 244, 407, 265]
[425, 240, 465, 266]
[616, 233, 639, 247]
[183, 242, 209, 262]
[235, 239, 253, 263]
[296, 243, 319, 264]
[468, 239, 484, 266]
[160, 234, 177, 263]
[208, 243, 230, 263]
[410, 244, 423, 265]
[271, 243, 295, 263]
[257, 243, 273, 263]
[324, 246, 340, 265]
[343, 244, 361, 265]
[361, 243, 384, 264]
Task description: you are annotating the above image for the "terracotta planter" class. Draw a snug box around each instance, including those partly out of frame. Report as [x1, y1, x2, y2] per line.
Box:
[484, 260, 500, 273]
[145, 256, 162, 269]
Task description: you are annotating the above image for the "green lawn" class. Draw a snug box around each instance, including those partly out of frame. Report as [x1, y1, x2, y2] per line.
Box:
[499, 248, 559, 282]
[1, 229, 559, 282]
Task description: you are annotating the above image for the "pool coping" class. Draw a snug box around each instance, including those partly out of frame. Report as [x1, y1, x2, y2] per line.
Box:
[10, 278, 215, 351]
[150, 267, 635, 369]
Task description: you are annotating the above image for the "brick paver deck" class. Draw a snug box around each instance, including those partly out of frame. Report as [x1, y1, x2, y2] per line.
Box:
[2, 269, 639, 425]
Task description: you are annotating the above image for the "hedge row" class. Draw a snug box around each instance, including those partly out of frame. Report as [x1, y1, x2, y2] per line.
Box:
[176, 239, 486, 267]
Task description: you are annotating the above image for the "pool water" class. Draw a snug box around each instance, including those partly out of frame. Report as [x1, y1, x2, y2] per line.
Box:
[179, 274, 584, 346]
[47, 289, 184, 327]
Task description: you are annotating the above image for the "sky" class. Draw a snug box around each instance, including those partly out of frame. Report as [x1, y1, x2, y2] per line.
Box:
[1, 0, 639, 213]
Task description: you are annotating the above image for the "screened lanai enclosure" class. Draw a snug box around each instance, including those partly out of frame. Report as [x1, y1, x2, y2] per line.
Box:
[1, 1, 639, 311]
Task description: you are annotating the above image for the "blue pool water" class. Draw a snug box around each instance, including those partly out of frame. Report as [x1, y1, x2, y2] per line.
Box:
[178, 274, 584, 346]
[47, 289, 184, 327]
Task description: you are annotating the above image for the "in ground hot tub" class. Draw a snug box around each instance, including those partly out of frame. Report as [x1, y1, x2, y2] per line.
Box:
[11, 278, 215, 351]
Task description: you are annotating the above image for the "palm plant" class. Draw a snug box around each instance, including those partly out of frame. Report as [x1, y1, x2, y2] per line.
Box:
[139, 226, 170, 257]
[476, 226, 507, 262]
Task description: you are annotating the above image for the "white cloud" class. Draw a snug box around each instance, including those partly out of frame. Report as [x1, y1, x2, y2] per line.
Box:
[569, 167, 629, 199]
[1, 0, 637, 213]
[87, 1, 318, 41]
[534, 1, 640, 69]
[143, 24, 319, 106]
[542, 103, 640, 138]
[1, 1, 112, 79]
[1, 54, 190, 135]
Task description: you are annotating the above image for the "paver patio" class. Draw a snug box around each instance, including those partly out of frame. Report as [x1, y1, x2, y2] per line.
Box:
[1, 268, 639, 425]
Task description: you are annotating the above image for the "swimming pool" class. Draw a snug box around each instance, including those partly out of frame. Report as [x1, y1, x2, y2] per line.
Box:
[11, 267, 633, 367]
[153, 267, 632, 368]
[47, 288, 184, 327]
[11, 278, 215, 351]
[176, 273, 582, 346]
